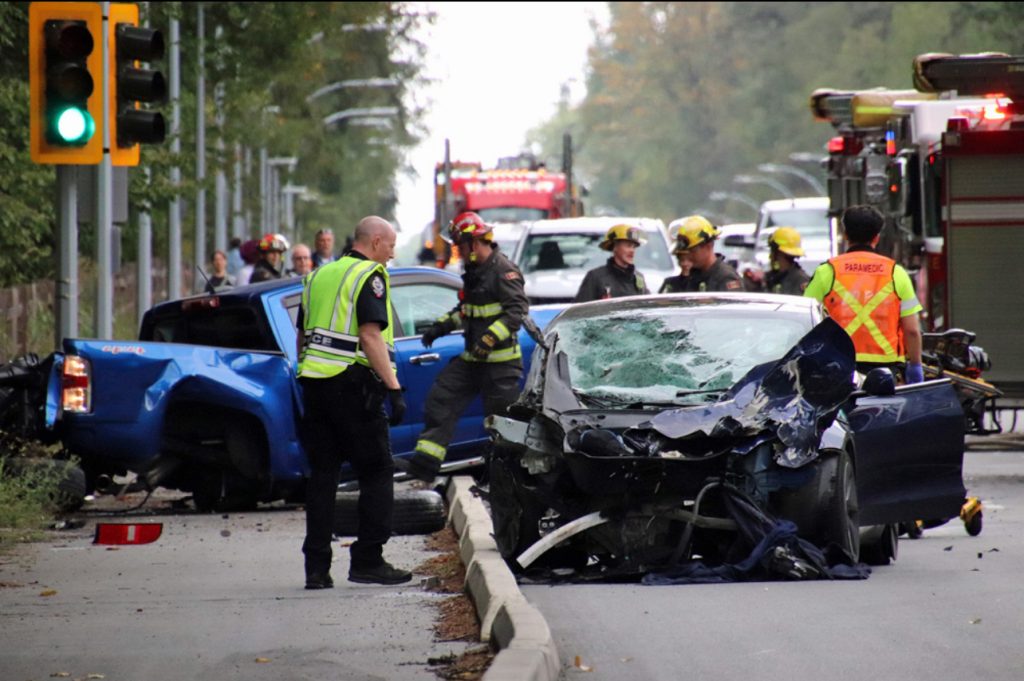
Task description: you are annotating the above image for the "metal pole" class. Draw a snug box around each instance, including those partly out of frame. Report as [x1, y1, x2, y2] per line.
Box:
[243, 147, 252, 235]
[214, 86, 227, 252]
[194, 3, 206, 291]
[259, 146, 268, 232]
[95, 1, 113, 338]
[56, 166, 78, 345]
[168, 18, 182, 300]
[232, 143, 245, 239]
[138, 167, 152, 325]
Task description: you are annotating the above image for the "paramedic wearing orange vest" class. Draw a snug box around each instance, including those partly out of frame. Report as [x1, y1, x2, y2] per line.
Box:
[804, 205, 924, 383]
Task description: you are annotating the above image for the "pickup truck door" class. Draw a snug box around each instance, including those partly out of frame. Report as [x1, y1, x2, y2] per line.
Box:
[844, 378, 967, 526]
[390, 278, 485, 458]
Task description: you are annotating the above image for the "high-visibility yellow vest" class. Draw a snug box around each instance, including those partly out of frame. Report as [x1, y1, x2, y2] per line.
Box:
[297, 255, 395, 379]
[823, 251, 903, 363]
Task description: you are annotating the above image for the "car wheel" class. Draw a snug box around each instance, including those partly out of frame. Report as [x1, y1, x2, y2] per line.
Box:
[488, 454, 543, 567]
[333, 489, 446, 536]
[820, 450, 860, 563]
[860, 523, 899, 566]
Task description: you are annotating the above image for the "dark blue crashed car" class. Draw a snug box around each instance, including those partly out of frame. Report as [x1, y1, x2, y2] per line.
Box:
[487, 293, 967, 579]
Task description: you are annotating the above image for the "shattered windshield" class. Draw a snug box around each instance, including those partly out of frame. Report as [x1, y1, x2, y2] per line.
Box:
[557, 306, 810, 405]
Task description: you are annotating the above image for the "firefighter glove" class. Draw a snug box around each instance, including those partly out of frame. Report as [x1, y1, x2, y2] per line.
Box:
[387, 388, 407, 426]
[421, 322, 447, 348]
[905, 362, 925, 384]
[471, 332, 498, 359]
[402, 451, 441, 483]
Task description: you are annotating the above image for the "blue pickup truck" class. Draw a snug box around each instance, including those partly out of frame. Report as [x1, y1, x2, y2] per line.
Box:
[39, 267, 561, 511]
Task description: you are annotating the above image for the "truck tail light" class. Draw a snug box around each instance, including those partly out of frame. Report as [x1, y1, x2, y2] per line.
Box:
[62, 355, 91, 413]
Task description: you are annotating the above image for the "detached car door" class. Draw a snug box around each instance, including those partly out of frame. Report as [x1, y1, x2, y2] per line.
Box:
[844, 378, 967, 525]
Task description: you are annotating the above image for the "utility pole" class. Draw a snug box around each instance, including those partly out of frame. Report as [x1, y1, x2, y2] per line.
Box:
[213, 25, 227, 254]
[194, 3, 206, 291]
[95, 1, 113, 337]
[168, 17, 181, 300]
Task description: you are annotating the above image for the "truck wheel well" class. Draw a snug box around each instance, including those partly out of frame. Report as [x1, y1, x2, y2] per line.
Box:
[161, 402, 269, 482]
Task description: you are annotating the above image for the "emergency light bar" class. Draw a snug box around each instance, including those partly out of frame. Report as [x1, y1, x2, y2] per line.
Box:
[913, 53, 1024, 98]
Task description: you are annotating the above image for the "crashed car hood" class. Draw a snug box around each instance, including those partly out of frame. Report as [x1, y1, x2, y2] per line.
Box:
[545, 318, 856, 467]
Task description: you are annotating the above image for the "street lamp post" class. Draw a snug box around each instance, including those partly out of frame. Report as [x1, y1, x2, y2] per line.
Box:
[322, 106, 400, 127]
[757, 163, 826, 195]
[709, 190, 761, 214]
[734, 174, 794, 199]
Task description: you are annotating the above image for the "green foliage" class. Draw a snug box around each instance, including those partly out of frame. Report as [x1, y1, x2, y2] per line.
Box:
[0, 2, 430, 302]
[0, 455, 70, 545]
[530, 1, 1020, 224]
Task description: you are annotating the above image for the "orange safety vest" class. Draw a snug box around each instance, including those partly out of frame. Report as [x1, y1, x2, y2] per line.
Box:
[823, 250, 904, 364]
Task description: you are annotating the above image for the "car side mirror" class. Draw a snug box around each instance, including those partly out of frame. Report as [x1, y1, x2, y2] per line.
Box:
[861, 368, 896, 396]
[723, 234, 755, 249]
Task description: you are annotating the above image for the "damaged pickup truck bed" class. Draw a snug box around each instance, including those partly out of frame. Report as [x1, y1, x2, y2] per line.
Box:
[487, 293, 967, 581]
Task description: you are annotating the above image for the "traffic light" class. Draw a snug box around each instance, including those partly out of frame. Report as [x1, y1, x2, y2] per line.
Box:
[109, 3, 166, 167]
[29, 2, 104, 164]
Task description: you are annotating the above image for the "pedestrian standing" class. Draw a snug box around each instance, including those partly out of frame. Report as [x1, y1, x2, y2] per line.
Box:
[296, 216, 410, 588]
[804, 205, 924, 382]
[408, 212, 528, 482]
[206, 249, 235, 292]
[574, 224, 650, 302]
[312, 228, 337, 268]
[287, 243, 313, 277]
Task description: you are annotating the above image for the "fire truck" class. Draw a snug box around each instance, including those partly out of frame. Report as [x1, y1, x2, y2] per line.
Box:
[810, 53, 1024, 407]
[428, 133, 584, 266]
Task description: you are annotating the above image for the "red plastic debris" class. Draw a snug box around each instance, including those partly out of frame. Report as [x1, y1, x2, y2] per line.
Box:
[93, 523, 163, 545]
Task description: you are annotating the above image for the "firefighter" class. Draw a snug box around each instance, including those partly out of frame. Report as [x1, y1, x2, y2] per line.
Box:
[408, 212, 529, 483]
[673, 215, 743, 292]
[296, 216, 410, 588]
[659, 230, 694, 293]
[250, 233, 290, 283]
[764, 227, 811, 295]
[574, 224, 650, 302]
[804, 205, 924, 382]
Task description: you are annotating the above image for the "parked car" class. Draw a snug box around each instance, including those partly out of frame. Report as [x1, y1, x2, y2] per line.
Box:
[487, 292, 967, 579]
[730, 197, 835, 276]
[22, 267, 562, 512]
[511, 217, 676, 304]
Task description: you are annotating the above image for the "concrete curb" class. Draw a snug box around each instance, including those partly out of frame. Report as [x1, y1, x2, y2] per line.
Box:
[446, 476, 561, 681]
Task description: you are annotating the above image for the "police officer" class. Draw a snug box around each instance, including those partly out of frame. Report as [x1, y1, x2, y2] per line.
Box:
[407, 212, 529, 482]
[804, 205, 924, 382]
[574, 224, 650, 302]
[764, 227, 811, 295]
[673, 215, 743, 292]
[296, 216, 411, 589]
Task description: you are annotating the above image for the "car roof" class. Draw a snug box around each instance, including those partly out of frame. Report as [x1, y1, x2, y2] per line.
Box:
[525, 216, 667, 235]
[759, 197, 830, 211]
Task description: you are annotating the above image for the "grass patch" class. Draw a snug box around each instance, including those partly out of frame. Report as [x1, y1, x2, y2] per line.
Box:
[0, 439, 75, 550]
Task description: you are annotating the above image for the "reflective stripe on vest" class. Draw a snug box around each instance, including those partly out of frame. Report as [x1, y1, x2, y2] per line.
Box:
[297, 256, 394, 379]
[824, 252, 903, 363]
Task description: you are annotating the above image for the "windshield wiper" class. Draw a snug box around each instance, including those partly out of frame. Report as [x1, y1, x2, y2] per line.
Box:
[572, 389, 625, 408]
[676, 388, 728, 397]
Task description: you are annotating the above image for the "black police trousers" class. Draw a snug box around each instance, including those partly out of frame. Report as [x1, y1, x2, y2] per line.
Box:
[299, 366, 395, 576]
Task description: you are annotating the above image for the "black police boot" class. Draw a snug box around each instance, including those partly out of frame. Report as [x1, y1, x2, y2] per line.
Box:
[348, 561, 413, 585]
[305, 572, 334, 590]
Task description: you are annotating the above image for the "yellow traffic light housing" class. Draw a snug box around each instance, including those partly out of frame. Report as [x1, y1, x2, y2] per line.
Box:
[110, 3, 166, 167]
[29, 2, 104, 164]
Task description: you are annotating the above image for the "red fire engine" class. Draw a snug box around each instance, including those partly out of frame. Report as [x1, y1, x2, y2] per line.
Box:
[811, 53, 1024, 408]
[429, 134, 584, 266]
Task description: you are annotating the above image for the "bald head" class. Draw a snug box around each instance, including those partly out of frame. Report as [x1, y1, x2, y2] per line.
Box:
[353, 215, 397, 265]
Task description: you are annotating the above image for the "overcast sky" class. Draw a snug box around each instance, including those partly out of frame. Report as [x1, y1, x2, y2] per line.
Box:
[393, 1, 609, 239]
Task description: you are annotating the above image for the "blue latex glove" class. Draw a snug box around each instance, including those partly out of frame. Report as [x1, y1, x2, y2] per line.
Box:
[905, 362, 924, 384]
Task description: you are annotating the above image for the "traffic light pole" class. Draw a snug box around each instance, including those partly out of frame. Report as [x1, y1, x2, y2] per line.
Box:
[168, 17, 181, 300]
[95, 1, 113, 338]
[193, 2, 206, 292]
[56, 166, 79, 345]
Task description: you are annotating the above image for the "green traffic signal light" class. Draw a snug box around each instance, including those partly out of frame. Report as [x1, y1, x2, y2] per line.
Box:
[54, 106, 95, 144]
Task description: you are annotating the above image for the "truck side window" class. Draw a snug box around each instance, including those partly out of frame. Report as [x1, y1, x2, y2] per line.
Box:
[390, 283, 460, 338]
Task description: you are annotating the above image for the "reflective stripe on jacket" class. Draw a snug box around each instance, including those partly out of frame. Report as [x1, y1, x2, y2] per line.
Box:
[297, 255, 394, 379]
[823, 251, 903, 363]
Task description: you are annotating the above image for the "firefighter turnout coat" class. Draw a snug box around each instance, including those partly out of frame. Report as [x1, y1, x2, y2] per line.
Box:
[575, 258, 649, 302]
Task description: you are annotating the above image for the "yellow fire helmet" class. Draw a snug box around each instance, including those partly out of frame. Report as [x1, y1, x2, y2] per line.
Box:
[599, 224, 647, 251]
[768, 226, 805, 257]
[672, 215, 720, 253]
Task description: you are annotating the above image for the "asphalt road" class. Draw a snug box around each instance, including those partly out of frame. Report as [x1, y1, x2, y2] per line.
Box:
[0, 485, 467, 681]
[521, 447, 1024, 681]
